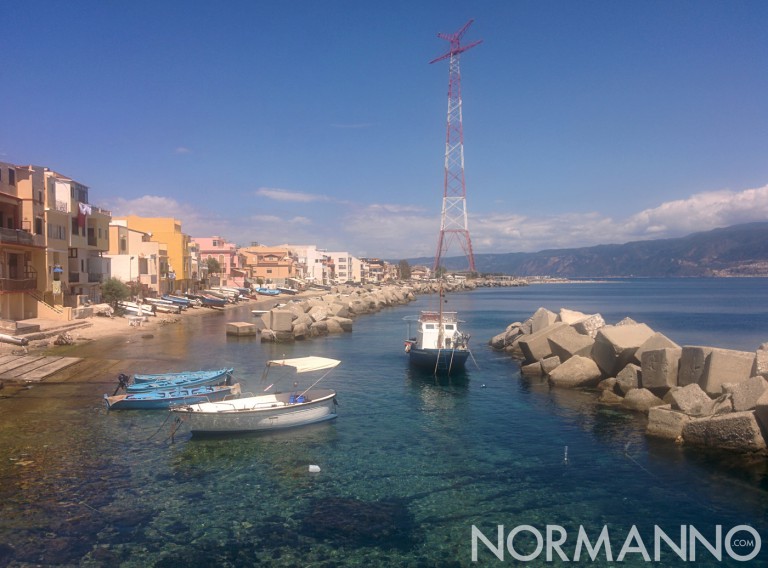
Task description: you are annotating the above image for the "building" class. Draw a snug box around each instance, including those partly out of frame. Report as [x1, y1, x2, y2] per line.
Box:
[45, 170, 111, 304]
[105, 222, 166, 297]
[240, 244, 297, 286]
[0, 163, 111, 321]
[276, 244, 328, 284]
[0, 162, 45, 320]
[113, 217, 191, 294]
[324, 251, 360, 284]
[191, 236, 246, 288]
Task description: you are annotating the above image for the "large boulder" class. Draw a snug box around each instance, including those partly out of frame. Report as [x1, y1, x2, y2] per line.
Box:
[646, 405, 692, 440]
[547, 325, 595, 362]
[753, 347, 768, 379]
[669, 383, 715, 416]
[635, 332, 681, 362]
[518, 322, 570, 364]
[728, 376, 768, 412]
[700, 348, 756, 395]
[590, 323, 656, 377]
[622, 388, 665, 413]
[682, 412, 767, 452]
[678, 346, 714, 387]
[641, 348, 682, 390]
[571, 314, 606, 338]
[530, 307, 558, 333]
[754, 390, 768, 433]
[521, 361, 543, 377]
[558, 308, 588, 325]
[541, 356, 561, 375]
[548, 355, 602, 388]
[616, 364, 642, 395]
[261, 309, 295, 332]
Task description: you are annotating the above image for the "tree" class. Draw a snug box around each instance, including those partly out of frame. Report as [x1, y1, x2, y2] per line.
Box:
[102, 277, 130, 309]
[206, 257, 221, 275]
[398, 259, 411, 280]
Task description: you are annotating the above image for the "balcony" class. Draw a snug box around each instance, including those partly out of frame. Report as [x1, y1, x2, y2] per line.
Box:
[69, 273, 80, 283]
[88, 273, 103, 283]
[0, 277, 37, 292]
[0, 227, 34, 246]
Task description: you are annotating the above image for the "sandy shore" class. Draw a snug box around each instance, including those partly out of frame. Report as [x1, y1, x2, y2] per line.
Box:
[1, 292, 319, 356]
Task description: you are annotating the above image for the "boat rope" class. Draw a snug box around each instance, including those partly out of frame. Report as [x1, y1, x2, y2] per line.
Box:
[145, 411, 174, 441]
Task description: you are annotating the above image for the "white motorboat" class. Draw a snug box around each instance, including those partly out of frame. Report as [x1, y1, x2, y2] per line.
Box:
[171, 356, 340, 434]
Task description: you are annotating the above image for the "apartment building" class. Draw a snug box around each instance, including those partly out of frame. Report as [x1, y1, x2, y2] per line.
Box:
[0, 162, 45, 320]
[191, 236, 246, 288]
[113, 216, 191, 294]
[105, 222, 166, 297]
[0, 163, 111, 320]
[240, 244, 297, 285]
[46, 170, 111, 303]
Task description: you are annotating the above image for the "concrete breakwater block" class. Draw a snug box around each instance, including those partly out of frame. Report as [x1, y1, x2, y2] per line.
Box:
[226, 322, 258, 336]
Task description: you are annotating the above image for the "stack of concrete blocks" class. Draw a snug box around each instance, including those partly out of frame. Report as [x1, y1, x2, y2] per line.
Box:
[490, 307, 768, 455]
[259, 284, 414, 343]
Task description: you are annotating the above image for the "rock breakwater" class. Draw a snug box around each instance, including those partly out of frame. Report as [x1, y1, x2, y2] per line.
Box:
[257, 278, 533, 342]
[490, 307, 768, 455]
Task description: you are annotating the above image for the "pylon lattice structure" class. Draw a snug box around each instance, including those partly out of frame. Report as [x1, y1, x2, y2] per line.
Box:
[430, 19, 481, 273]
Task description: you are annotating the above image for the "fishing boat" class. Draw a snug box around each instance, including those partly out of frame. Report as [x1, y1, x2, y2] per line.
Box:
[255, 287, 281, 296]
[170, 356, 340, 435]
[118, 301, 154, 317]
[104, 383, 241, 410]
[162, 294, 195, 308]
[144, 297, 183, 314]
[124, 368, 234, 393]
[403, 303, 471, 375]
[188, 292, 227, 308]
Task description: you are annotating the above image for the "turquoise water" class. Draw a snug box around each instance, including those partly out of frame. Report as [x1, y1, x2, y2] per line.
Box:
[1, 279, 767, 566]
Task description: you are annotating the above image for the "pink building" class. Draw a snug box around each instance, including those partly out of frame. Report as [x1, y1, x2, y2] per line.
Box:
[191, 236, 245, 288]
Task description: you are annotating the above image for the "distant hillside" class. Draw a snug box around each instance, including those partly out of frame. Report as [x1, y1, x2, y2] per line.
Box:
[406, 222, 768, 277]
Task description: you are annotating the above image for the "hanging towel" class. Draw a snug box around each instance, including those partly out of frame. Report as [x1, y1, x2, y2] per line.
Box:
[77, 202, 91, 228]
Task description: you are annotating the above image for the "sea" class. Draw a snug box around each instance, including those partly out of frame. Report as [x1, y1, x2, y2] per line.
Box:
[1, 278, 767, 567]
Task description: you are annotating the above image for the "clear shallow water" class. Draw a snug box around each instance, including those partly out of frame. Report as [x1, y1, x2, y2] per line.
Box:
[1, 279, 767, 567]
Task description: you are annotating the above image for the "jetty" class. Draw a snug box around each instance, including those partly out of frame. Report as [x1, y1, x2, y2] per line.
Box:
[491, 307, 768, 455]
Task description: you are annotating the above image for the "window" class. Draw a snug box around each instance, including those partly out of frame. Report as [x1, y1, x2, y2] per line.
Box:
[69, 248, 78, 258]
[71, 217, 79, 236]
[34, 217, 43, 235]
[8, 169, 15, 186]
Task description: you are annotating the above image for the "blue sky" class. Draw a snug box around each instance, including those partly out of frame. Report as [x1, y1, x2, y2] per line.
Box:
[4, 1, 768, 260]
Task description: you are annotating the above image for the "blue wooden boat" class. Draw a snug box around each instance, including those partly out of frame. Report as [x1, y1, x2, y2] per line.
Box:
[104, 383, 241, 410]
[199, 293, 227, 308]
[255, 288, 281, 296]
[125, 368, 234, 393]
[162, 294, 194, 308]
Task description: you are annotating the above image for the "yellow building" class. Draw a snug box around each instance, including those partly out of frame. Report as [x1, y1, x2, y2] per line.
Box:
[112, 216, 191, 294]
[0, 163, 111, 321]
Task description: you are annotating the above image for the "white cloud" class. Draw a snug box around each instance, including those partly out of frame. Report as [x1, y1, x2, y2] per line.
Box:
[467, 184, 768, 253]
[174, 147, 192, 154]
[255, 187, 331, 203]
[105, 184, 768, 259]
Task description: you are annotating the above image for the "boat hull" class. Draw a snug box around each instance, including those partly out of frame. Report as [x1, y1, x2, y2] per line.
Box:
[407, 346, 470, 373]
[172, 389, 337, 434]
[126, 368, 234, 392]
[104, 383, 241, 410]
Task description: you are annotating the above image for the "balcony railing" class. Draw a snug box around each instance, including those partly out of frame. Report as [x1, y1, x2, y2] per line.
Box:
[0, 277, 37, 292]
[0, 227, 34, 246]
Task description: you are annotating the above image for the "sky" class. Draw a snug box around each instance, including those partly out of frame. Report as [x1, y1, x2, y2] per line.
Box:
[3, 1, 768, 260]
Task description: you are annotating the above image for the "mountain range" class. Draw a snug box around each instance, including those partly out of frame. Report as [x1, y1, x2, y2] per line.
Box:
[406, 222, 768, 278]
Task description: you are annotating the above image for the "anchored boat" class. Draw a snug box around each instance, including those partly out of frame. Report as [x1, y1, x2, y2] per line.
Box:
[171, 356, 340, 435]
[104, 383, 241, 410]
